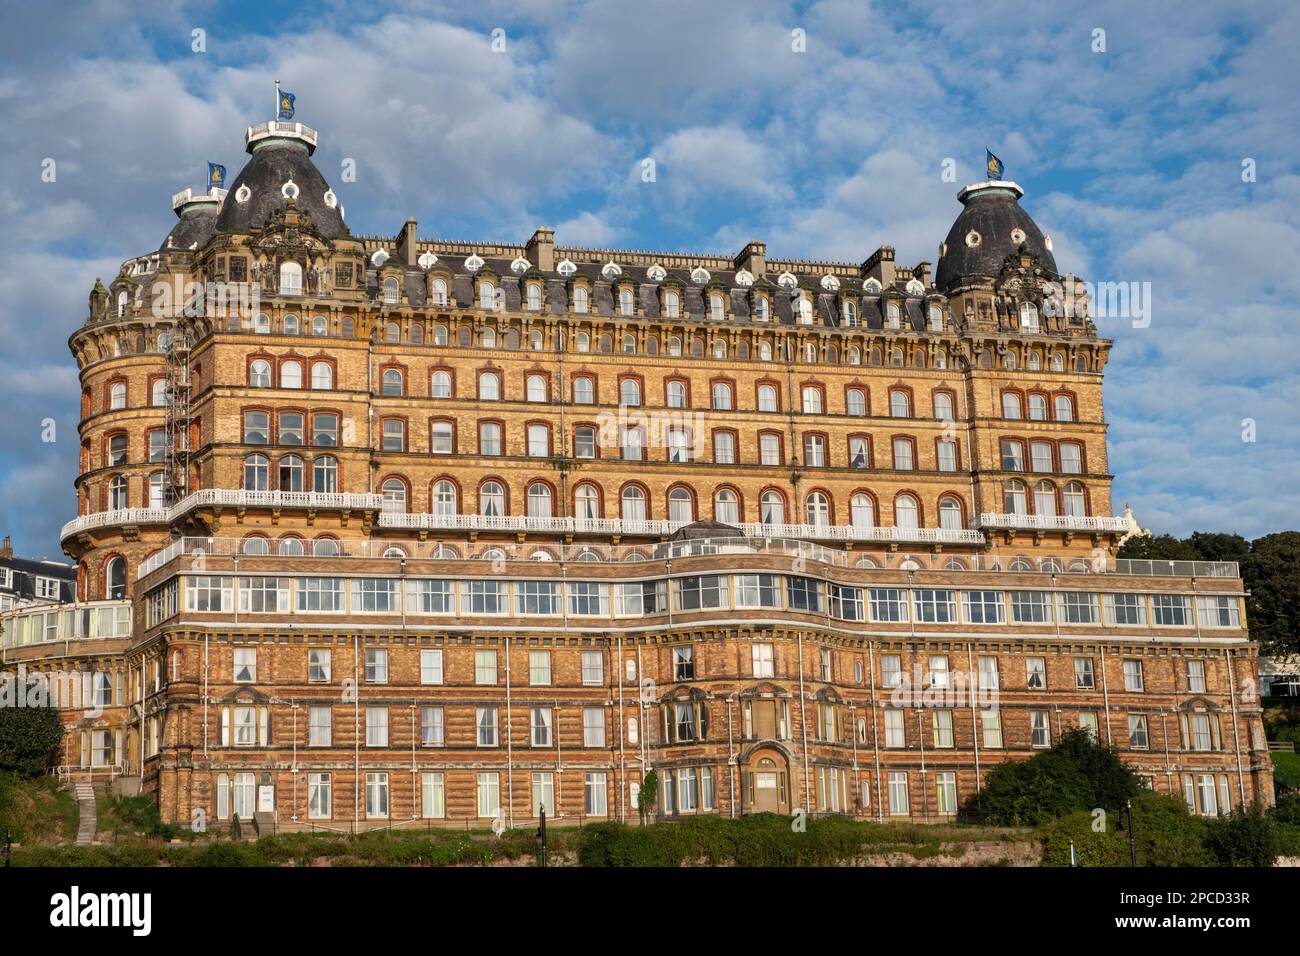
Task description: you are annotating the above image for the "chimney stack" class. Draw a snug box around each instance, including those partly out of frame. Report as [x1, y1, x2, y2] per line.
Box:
[0, 535, 11, 560]
[526, 227, 555, 272]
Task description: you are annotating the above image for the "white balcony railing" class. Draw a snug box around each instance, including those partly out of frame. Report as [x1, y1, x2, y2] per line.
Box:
[975, 513, 1131, 533]
[62, 490, 385, 543]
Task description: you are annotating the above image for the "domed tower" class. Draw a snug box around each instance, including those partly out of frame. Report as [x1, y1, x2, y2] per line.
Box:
[64, 184, 226, 602]
[934, 180, 1092, 338]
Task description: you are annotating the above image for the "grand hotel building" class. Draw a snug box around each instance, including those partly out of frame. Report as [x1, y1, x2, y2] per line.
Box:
[0, 118, 1273, 831]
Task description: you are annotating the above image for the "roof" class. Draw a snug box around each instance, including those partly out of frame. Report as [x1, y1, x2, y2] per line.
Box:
[214, 140, 345, 239]
[935, 181, 1057, 292]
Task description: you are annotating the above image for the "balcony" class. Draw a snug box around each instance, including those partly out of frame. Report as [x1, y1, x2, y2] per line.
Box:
[62, 490, 384, 543]
[975, 513, 1131, 533]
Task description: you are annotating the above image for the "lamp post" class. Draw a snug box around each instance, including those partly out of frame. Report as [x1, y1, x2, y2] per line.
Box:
[1126, 799, 1137, 867]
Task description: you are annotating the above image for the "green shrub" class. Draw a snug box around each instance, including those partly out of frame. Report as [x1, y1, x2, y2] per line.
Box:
[1203, 804, 1278, 867]
[1039, 793, 1212, 867]
[0, 705, 64, 777]
[1271, 751, 1300, 793]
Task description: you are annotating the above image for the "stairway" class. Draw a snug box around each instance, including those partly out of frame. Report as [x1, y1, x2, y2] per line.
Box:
[73, 782, 97, 846]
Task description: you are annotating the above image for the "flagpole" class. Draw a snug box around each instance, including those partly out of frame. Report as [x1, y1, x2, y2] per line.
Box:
[275, 79, 280, 122]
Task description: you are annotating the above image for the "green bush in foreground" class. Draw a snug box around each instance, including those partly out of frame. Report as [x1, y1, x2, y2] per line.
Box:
[1203, 803, 1278, 867]
[1039, 793, 1213, 867]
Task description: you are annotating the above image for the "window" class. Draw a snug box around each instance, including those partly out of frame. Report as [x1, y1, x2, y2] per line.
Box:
[1031, 711, 1051, 748]
[1028, 394, 1047, 420]
[233, 648, 256, 683]
[711, 381, 732, 410]
[1001, 393, 1022, 419]
[1105, 593, 1146, 625]
[1074, 657, 1095, 689]
[574, 482, 600, 518]
[364, 773, 389, 819]
[621, 486, 646, 521]
[888, 772, 909, 815]
[249, 360, 272, 387]
[800, 386, 822, 414]
[1152, 595, 1190, 626]
[1059, 592, 1099, 624]
[1010, 591, 1053, 623]
[479, 422, 502, 456]
[673, 646, 695, 680]
[1187, 660, 1206, 693]
[477, 772, 501, 818]
[937, 440, 957, 473]
[758, 384, 778, 412]
[805, 491, 830, 525]
[583, 706, 606, 747]
[619, 288, 634, 316]
[478, 371, 500, 400]
[310, 362, 333, 390]
[894, 495, 918, 529]
[305, 705, 332, 746]
[1059, 443, 1082, 474]
[1128, 714, 1149, 749]
[933, 392, 954, 421]
[1113, 660, 1143, 696]
[312, 456, 337, 493]
[1003, 479, 1028, 514]
[667, 380, 686, 408]
[1197, 596, 1241, 629]
[381, 419, 405, 452]
[1026, 657, 1047, 689]
[751, 643, 775, 678]
[572, 376, 594, 404]
[527, 483, 553, 518]
[892, 438, 914, 471]
[889, 390, 910, 417]
[475, 650, 498, 685]
[759, 434, 782, 466]
[1034, 480, 1057, 516]
[527, 424, 550, 457]
[432, 479, 457, 515]
[803, 435, 826, 467]
[668, 487, 693, 523]
[713, 432, 736, 465]
[760, 490, 785, 525]
[585, 772, 608, 816]
[1055, 395, 1075, 421]
[110, 382, 127, 409]
[573, 286, 589, 314]
[477, 706, 499, 747]
[619, 379, 641, 407]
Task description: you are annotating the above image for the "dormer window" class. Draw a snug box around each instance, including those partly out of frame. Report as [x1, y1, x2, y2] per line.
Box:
[571, 285, 589, 314]
[734, 269, 753, 287]
[663, 290, 680, 318]
[690, 267, 711, 284]
[526, 283, 542, 311]
[754, 296, 769, 322]
[646, 264, 667, 282]
[602, 262, 622, 279]
[280, 262, 303, 296]
[928, 305, 943, 331]
[820, 274, 840, 291]
[430, 278, 448, 306]
[842, 301, 858, 325]
[116, 290, 128, 317]
[382, 277, 399, 304]
[798, 295, 813, 324]
[618, 288, 634, 316]
[886, 302, 900, 330]
[557, 259, 577, 277]
[479, 281, 497, 310]
[709, 293, 724, 321]
[510, 256, 530, 274]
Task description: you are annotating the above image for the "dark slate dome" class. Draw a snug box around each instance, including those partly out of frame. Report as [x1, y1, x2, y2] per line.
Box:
[214, 127, 345, 239]
[934, 182, 1056, 292]
[159, 194, 219, 252]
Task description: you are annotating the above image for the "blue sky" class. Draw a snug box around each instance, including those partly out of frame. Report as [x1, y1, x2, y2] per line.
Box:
[0, 0, 1296, 559]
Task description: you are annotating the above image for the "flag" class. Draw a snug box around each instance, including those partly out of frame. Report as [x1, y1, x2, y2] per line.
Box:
[277, 89, 296, 120]
[986, 149, 1004, 180]
[207, 162, 226, 191]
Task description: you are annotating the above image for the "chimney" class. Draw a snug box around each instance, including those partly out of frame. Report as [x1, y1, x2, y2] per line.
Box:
[395, 217, 419, 266]
[733, 241, 766, 278]
[0, 535, 11, 560]
[526, 227, 555, 272]
[861, 245, 896, 286]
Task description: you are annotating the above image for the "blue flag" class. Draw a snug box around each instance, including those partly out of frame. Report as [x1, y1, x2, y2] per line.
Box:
[207, 162, 226, 190]
[986, 149, 1004, 180]
[277, 90, 296, 120]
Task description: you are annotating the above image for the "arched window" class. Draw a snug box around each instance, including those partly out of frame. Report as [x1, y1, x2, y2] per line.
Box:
[620, 379, 641, 407]
[573, 287, 589, 314]
[801, 386, 822, 414]
[621, 486, 646, 522]
[848, 346, 861, 366]
[280, 361, 302, 389]
[312, 316, 327, 336]
[714, 489, 739, 524]
[933, 392, 953, 421]
[106, 557, 126, 600]
[759, 342, 773, 361]
[479, 327, 494, 347]
[108, 475, 128, 509]
[527, 483, 553, 518]
[1002, 393, 1022, 419]
[1027, 352, 1041, 370]
[575, 332, 590, 353]
[283, 314, 300, 334]
[152, 380, 168, 406]
[889, 389, 910, 417]
[385, 322, 400, 343]
[433, 324, 448, 345]
[709, 293, 724, 321]
[1028, 395, 1047, 420]
[479, 371, 500, 400]
[243, 453, 269, 491]
[572, 377, 594, 404]
[754, 297, 769, 322]
[431, 278, 448, 306]
[378, 369, 402, 397]
[1019, 301, 1039, 330]
[668, 336, 682, 357]
[479, 281, 497, 310]
[667, 381, 686, 408]
[279, 455, 304, 492]
[574, 483, 600, 520]
[938, 497, 962, 530]
[1034, 481, 1057, 516]
[846, 388, 866, 416]
[278, 537, 304, 556]
[804, 342, 817, 363]
[430, 370, 451, 398]
[668, 487, 693, 523]
[311, 362, 333, 390]
[249, 360, 272, 387]
[894, 494, 918, 529]
[278, 261, 302, 296]
[379, 277, 398, 305]
[381, 478, 407, 512]
[1051, 352, 1065, 372]
[1003, 479, 1028, 515]
[611, 287, 631, 317]
[479, 480, 505, 516]
[758, 384, 778, 412]
[1055, 395, 1075, 421]
[432, 480, 457, 516]
[842, 300, 857, 325]
[850, 494, 874, 527]
[313, 537, 339, 557]
[1063, 481, 1086, 517]
[891, 348, 904, 367]
[623, 334, 637, 354]
[526, 374, 548, 402]
[664, 290, 680, 318]
[110, 382, 127, 409]
[711, 382, 732, 410]
[116, 290, 128, 317]
[530, 330, 544, 351]
[885, 301, 900, 329]
[805, 492, 831, 526]
[798, 296, 813, 324]
[712, 339, 727, 359]
[760, 490, 785, 525]
[526, 284, 541, 310]
[312, 455, 337, 493]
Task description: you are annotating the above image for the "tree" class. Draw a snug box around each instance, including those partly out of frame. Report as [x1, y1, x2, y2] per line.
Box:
[1203, 803, 1278, 867]
[637, 769, 658, 826]
[0, 704, 65, 777]
[971, 729, 1140, 826]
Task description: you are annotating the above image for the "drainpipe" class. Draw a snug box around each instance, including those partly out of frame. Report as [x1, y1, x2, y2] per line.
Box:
[1224, 650, 1247, 806]
[727, 693, 737, 819]
[796, 631, 810, 812]
[1099, 645, 1113, 744]
[617, 635, 625, 823]
[353, 634, 360, 831]
[867, 640, 883, 821]
[966, 642, 982, 790]
[203, 633, 209, 756]
[505, 638, 514, 827]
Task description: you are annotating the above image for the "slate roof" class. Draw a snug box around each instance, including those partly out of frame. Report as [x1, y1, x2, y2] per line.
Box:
[935, 184, 1057, 292]
[214, 141, 345, 239]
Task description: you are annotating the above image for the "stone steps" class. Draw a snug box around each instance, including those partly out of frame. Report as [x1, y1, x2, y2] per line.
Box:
[73, 782, 97, 846]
